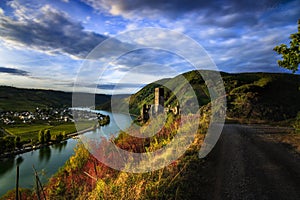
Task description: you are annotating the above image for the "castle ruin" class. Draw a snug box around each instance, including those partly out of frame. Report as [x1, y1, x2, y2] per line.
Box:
[154, 87, 164, 114]
[140, 87, 180, 122]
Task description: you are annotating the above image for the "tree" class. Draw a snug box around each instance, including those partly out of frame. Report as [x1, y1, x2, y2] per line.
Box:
[39, 130, 45, 144]
[274, 19, 300, 73]
[0, 137, 6, 154]
[44, 130, 51, 143]
[62, 131, 66, 139]
[55, 133, 63, 142]
[4, 136, 15, 152]
[15, 136, 22, 149]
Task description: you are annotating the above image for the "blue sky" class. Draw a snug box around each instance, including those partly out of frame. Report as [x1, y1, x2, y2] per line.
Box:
[0, 0, 299, 94]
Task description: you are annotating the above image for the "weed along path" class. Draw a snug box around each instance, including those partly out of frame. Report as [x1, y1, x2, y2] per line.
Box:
[191, 124, 300, 200]
[0, 111, 132, 197]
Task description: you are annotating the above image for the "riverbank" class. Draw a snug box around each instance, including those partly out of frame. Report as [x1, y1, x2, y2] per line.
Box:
[0, 123, 99, 160]
[0, 111, 131, 198]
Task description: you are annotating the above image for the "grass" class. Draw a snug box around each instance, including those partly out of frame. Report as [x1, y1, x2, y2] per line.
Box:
[5, 124, 53, 142]
[20, 111, 207, 200]
[50, 123, 77, 135]
[3, 121, 95, 143]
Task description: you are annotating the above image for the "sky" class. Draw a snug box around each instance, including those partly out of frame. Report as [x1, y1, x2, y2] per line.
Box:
[0, 0, 299, 94]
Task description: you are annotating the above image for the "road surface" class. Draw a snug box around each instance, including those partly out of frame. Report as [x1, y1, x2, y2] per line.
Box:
[189, 124, 300, 200]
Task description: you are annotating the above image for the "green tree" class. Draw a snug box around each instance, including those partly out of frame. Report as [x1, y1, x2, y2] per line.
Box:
[62, 131, 67, 139]
[15, 136, 22, 149]
[0, 137, 6, 154]
[55, 133, 63, 142]
[39, 130, 45, 144]
[4, 136, 15, 152]
[274, 19, 300, 73]
[44, 130, 51, 143]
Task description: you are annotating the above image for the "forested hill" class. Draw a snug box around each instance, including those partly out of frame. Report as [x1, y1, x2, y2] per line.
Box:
[1, 71, 299, 122]
[128, 70, 300, 122]
[0, 86, 111, 111]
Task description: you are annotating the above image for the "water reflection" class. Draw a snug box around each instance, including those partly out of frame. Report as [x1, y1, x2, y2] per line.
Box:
[52, 141, 68, 153]
[16, 156, 24, 166]
[0, 157, 15, 177]
[39, 146, 51, 162]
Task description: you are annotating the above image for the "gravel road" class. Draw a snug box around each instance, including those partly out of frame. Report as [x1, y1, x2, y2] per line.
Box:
[190, 124, 300, 200]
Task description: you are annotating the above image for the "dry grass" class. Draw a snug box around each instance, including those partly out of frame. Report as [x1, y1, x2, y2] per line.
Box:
[255, 124, 300, 154]
[262, 133, 300, 153]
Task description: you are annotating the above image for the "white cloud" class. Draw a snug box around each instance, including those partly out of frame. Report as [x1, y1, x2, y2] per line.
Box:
[0, 8, 4, 16]
[1, 0, 299, 94]
[0, 2, 107, 59]
[0, 73, 74, 92]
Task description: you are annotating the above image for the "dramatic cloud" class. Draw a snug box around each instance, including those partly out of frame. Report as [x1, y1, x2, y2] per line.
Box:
[0, 0, 299, 94]
[0, 2, 107, 58]
[80, 0, 299, 74]
[111, 49, 183, 69]
[81, 0, 293, 22]
[0, 66, 29, 76]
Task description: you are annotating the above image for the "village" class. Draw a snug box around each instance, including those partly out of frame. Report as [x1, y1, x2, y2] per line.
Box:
[0, 107, 74, 125]
[0, 106, 110, 158]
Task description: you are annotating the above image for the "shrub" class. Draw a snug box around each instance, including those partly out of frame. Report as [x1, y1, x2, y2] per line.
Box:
[44, 129, 51, 143]
[55, 133, 63, 142]
[38, 130, 45, 144]
[293, 112, 300, 133]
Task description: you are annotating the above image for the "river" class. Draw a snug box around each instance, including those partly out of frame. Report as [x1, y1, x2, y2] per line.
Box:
[0, 111, 133, 197]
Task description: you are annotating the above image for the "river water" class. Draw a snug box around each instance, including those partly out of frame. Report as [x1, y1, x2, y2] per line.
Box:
[0, 111, 133, 197]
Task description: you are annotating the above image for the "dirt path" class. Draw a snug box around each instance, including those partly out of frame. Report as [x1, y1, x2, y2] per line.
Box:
[191, 124, 300, 200]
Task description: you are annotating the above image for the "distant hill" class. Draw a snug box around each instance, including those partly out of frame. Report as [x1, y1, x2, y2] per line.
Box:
[128, 71, 300, 122]
[1, 71, 299, 122]
[0, 86, 111, 111]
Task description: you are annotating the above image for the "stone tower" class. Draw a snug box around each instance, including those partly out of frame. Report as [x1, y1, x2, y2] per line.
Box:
[154, 87, 164, 114]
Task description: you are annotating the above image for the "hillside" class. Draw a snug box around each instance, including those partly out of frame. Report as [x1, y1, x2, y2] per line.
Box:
[129, 70, 300, 122]
[1, 71, 299, 199]
[0, 86, 111, 111]
[5, 71, 298, 122]
[224, 72, 300, 121]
